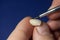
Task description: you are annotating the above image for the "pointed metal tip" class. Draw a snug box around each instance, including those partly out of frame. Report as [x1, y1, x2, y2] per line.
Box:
[34, 16, 40, 19]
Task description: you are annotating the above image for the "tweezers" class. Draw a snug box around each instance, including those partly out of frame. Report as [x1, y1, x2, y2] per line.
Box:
[35, 5, 60, 19]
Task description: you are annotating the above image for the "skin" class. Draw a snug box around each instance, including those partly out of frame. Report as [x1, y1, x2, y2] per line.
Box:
[7, 0, 60, 40]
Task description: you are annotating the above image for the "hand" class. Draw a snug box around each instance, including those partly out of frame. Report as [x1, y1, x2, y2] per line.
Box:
[7, 0, 60, 40]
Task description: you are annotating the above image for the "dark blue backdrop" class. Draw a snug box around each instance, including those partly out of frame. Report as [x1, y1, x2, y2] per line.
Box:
[0, 0, 52, 40]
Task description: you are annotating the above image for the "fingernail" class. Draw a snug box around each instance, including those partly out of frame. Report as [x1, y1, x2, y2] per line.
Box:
[36, 27, 49, 35]
[29, 19, 42, 26]
[36, 23, 50, 35]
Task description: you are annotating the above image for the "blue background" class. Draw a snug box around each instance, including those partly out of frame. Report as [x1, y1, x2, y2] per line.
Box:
[0, 0, 52, 40]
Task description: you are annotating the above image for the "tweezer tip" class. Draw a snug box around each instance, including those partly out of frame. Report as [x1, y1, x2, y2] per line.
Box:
[34, 16, 40, 19]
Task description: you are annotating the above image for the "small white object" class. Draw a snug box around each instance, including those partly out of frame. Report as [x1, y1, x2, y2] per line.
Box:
[30, 19, 41, 26]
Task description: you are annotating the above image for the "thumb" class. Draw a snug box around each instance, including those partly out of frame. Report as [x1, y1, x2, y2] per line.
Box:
[30, 19, 54, 40]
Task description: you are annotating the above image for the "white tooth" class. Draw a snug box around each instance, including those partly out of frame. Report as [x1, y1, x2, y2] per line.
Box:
[29, 19, 41, 26]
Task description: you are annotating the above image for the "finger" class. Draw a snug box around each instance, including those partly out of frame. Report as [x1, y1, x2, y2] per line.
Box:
[58, 36, 60, 40]
[47, 0, 60, 20]
[48, 10, 60, 20]
[47, 20, 60, 40]
[49, 0, 60, 9]
[7, 17, 34, 40]
[47, 20, 60, 30]
[55, 31, 60, 40]
[30, 19, 54, 40]
[58, 37, 60, 40]
[54, 31, 60, 40]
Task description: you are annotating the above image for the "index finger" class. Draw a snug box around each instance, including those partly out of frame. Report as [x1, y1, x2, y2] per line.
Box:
[48, 10, 60, 20]
[47, 0, 60, 20]
[7, 17, 34, 40]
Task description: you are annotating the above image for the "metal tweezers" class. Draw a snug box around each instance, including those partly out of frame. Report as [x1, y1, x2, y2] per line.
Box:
[35, 5, 60, 19]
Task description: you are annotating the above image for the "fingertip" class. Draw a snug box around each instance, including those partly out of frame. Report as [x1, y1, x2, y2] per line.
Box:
[16, 16, 34, 37]
[7, 16, 34, 40]
[47, 10, 60, 20]
[47, 20, 60, 30]
[48, 0, 60, 20]
[20, 16, 32, 24]
[32, 20, 54, 40]
[23, 16, 32, 21]
[17, 16, 33, 28]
